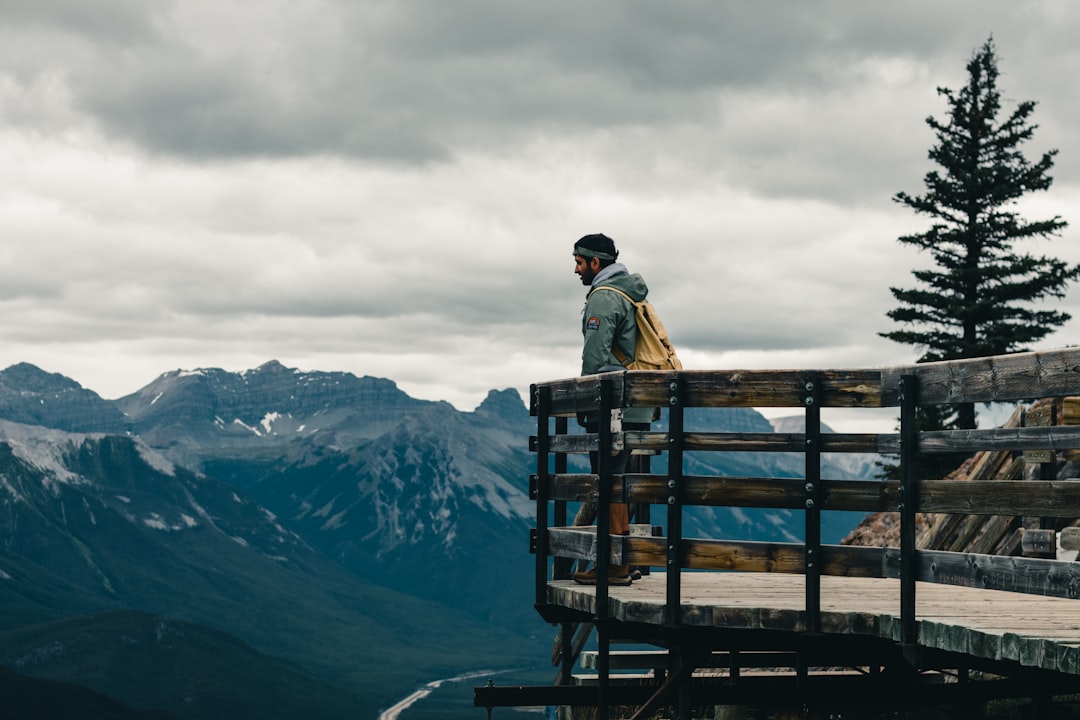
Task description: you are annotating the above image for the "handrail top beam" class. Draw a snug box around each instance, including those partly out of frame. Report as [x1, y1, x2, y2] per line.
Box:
[531, 347, 1080, 414]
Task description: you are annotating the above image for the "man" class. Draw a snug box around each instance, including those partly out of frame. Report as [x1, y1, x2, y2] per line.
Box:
[571, 233, 655, 586]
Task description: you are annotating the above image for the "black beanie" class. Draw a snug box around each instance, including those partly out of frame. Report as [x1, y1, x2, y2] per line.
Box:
[573, 233, 618, 261]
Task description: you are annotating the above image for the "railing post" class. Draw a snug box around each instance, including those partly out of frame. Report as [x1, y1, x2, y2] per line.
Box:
[596, 377, 615, 618]
[595, 377, 615, 720]
[802, 375, 822, 635]
[533, 385, 551, 610]
[666, 377, 685, 627]
[899, 374, 919, 665]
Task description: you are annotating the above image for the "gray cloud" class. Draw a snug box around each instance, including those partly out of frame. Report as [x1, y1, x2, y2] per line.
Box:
[2, 0, 1080, 429]
[8, 0, 1061, 174]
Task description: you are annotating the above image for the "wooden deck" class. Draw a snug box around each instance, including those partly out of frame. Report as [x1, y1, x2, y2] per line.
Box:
[549, 572, 1080, 675]
[477, 352, 1080, 716]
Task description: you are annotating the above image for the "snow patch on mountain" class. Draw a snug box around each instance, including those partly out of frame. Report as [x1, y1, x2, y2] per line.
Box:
[144, 512, 195, 532]
[0, 420, 92, 487]
[233, 419, 262, 436]
[135, 440, 176, 477]
[261, 412, 281, 433]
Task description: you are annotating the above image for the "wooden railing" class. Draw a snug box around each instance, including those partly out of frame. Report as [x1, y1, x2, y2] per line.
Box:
[529, 348, 1080, 660]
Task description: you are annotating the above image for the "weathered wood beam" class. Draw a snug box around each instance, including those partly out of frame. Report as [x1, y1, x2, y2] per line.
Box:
[918, 480, 1080, 517]
[541, 425, 1080, 455]
[917, 426, 1080, 453]
[913, 549, 1080, 600]
[546, 473, 896, 511]
[534, 347, 1080, 415]
[547, 530, 891, 577]
[545, 474, 1080, 516]
[550, 529, 1080, 599]
[881, 348, 1080, 407]
[535, 369, 885, 415]
[541, 431, 887, 455]
[622, 370, 883, 409]
[531, 374, 625, 417]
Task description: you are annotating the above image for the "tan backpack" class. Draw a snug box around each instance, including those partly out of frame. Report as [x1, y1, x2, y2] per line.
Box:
[591, 286, 683, 371]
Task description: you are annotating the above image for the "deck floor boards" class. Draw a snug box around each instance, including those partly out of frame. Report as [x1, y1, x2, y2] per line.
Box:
[548, 572, 1080, 674]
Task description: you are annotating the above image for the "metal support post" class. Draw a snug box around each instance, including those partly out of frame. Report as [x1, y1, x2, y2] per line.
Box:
[534, 385, 551, 609]
[899, 374, 920, 665]
[595, 378, 616, 720]
[596, 377, 615, 619]
[666, 377, 685, 626]
[802, 375, 822, 634]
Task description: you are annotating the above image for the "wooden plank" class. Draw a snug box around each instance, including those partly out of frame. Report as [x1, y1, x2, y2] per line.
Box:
[918, 480, 1080, 517]
[532, 373, 627, 417]
[535, 369, 885, 413]
[553, 528, 1080, 591]
[535, 348, 1080, 415]
[917, 426, 1080, 454]
[880, 348, 1080, 407]
[1063, 397, 1080, 426]
[545, 573, 1080, 675]
[623, 370, 884, 409]
[548, 534, 890, 577]
[545, 431, 890, 455]
[545, 474, 897, 512]
[545, 474, 1080, 516]
[546, 426, 1080, 456]
[916, 549, 1080, 599]
[548, 525, 657, 564]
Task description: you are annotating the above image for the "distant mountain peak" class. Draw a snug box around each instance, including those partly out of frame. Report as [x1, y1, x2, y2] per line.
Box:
[246, 359, 291, 376]
[0, 365, 129, 434]
[1, 363, 83, 393]
[474, 388, 526, 417]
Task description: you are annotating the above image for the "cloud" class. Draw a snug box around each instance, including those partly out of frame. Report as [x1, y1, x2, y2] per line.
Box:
[2, 0, 1080, 430]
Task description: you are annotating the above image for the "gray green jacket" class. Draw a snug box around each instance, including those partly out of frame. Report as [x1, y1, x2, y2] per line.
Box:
[581, 263, 654, 424]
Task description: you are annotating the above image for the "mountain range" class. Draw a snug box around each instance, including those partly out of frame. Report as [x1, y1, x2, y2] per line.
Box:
[0, 360, 877, 718]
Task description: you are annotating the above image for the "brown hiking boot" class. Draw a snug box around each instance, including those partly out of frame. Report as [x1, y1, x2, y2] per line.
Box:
[572, 565, 632, 586]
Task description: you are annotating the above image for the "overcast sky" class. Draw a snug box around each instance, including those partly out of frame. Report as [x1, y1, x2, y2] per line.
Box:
[3, 1, 1080, 431]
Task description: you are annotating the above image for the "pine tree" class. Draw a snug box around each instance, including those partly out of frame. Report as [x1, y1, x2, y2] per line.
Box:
[883, 37, 1078, 431]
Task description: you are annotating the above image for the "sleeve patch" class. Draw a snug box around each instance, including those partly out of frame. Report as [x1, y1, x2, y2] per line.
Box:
[586, 316, 601, 331]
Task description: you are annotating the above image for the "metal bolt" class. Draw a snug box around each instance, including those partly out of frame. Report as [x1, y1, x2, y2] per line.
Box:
[669, 396, 678, 406]
[804, 381, 814, 392]
[805, 499, 815, 509]
[804, 396, 814, 407]
[667, 479, 676, 489]
[805, 483, 814, 493]
[667, 496, 676, 505]
[669, 381, 679, 392]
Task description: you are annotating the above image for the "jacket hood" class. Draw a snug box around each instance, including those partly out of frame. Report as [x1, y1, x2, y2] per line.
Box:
[591, 264, 648, 302]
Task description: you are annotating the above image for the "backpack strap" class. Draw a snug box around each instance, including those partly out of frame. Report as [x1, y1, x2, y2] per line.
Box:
[589, 285, 636, 304]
